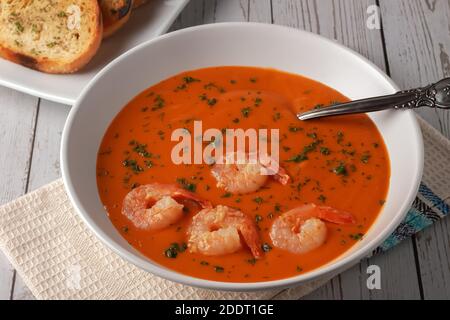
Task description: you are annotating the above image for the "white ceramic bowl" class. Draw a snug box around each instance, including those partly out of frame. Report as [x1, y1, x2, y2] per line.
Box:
[61, 23, 423, 291]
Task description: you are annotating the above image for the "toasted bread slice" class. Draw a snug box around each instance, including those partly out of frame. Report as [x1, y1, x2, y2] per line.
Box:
[100, 0, 133, 39]
[0, 0, 102, 74]
[133, 0, 148, 9]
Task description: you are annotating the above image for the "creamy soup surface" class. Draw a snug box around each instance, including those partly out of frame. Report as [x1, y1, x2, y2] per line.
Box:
[97, 66, 390, 282]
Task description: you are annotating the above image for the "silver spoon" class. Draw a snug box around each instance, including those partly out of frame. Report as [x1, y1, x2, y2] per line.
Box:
[298, 77, 450, 121]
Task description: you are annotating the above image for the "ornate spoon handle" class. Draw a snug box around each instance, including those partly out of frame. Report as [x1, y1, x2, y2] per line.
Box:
[298, 77, 450, 121]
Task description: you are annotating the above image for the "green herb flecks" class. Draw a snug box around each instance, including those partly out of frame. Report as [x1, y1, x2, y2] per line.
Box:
[361, 152, 371, 164]
[320, 147, 330, 155]
[287, 140, 322, 163]
[151, 95, 165, 111]
[241, 107, 252, 118]
[349, 233, 364, 241]
[164, 242, 187, 259]
[122, 159, 143, 174]
[333, 163, 348, 176]
[253, 197, 263, 205]
[176, 178, 197, 192]
[214, 266, 225, 273]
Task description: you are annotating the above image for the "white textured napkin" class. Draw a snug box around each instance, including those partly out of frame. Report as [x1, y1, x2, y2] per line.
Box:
[0, 117, 448, 300]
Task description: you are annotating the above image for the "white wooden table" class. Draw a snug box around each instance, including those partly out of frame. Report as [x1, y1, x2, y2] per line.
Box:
[0, 0, 449, 300]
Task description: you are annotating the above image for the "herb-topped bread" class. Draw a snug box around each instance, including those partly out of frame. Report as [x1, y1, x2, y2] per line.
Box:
[0, 0, 102, 73]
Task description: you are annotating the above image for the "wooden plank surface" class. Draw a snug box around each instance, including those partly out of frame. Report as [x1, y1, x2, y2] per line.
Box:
[0, 0, 448, 300]
[10, 100, 70, 300]
[380, 0, 450, 299]
[0, 88, 38, 299]
[380, 0, 450, 140]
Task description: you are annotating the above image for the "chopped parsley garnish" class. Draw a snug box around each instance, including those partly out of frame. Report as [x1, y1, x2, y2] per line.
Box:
[337, 131, 344, 144]
[164, 242, 187, 259]
[151, 95, 165, 111]
[247, 258, 257, 265]
[361, 152, 371, 164]
[253, 197, 263, 204]
[15, 21, 24, 33]
[199, 93, 218, 106]
[289, 125, 302, 133]
[144, 160, 153, 168]
[349, 233, 364, 241]
[183, 76, 200, 84]
[131, 141, 152, 158]
[333, 163, 348, 176]
[288, 153, 308, 163]
[214, 266, 225, 273]
[164, 248, 177, 259]
[318, 194, 327, 203]
[207, 98, 217, 106]
[320, 147, 330, 155]
[342, 149, 356, 156]
[241, 107, 252, 118]
[122, 159, 143, 173]
[287, 140, 322, 163]
[176, 178, 196, 192]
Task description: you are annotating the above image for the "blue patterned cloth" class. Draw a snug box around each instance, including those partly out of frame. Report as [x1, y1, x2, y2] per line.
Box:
[375, 182, 450, 253]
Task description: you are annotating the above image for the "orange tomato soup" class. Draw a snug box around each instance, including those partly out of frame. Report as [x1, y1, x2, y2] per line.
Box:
[96, 66, 390, 282]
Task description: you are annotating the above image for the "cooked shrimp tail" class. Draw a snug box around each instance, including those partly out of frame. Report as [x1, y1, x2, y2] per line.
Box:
[287, 203, 355, 224]
[188, 205, 263, 258]
[272, 165, 290, 185]
[316, 206, 356, 224]
[212, 151, 290, 194]
[269, 203, 356, 254]
[236, 215, 264, 258]
[122, 183, 211, 231]
[170, 187, 213, 209]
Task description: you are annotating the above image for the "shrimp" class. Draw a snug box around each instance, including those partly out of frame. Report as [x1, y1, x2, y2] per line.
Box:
[122, 183, 211, 231]
[188, 205, 263, 258]
[211, 151, 290, 194]
[269, 204, 355, 254]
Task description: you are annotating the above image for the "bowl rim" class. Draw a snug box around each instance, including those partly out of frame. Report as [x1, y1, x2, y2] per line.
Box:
[61, 22, 424, 292]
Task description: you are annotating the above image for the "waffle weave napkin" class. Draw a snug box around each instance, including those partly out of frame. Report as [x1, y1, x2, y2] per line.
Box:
[0, 117, 448, 300]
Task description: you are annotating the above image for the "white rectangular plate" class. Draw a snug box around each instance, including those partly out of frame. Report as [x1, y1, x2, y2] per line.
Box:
[0, 0, 189, 105]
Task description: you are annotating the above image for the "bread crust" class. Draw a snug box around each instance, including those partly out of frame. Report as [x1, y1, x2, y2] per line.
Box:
[101, 0, 133, 39]
[0, 1, 102, 74]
